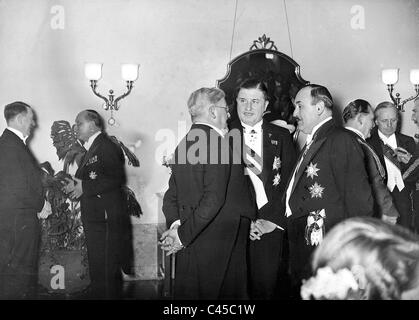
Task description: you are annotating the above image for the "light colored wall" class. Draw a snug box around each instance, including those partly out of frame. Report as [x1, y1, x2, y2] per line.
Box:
[0, 0, 418, 224]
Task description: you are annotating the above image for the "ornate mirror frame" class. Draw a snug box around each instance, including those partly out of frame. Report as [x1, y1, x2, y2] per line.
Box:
[216, 34, 309, 126]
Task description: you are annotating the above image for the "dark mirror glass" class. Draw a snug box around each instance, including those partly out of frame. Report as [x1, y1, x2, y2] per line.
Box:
[217, 43, 309, 128]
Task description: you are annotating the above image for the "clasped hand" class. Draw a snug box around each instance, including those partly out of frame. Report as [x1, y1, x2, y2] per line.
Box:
[62, 177, 83, 200]
[249, 219, 277, 241]
[159, 226, 183, 256]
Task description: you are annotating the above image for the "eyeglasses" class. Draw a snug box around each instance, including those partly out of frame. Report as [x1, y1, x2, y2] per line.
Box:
[236, 97, 264, 107]
[212, 105, 231, 118]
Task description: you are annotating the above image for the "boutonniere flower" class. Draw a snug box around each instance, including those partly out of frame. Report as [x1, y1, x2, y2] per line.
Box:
[273, 173, 281, 186]
[309, 182, 324, 198]
[89, 171, 97, 180]
[306, 162, 320, 179]
[272, 156, 281, 170]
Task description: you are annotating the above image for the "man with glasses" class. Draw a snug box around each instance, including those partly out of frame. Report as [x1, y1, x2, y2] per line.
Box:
[230, 78, 296, 299]
[367, 101, 416, 230]
[161, 87, 256, 299]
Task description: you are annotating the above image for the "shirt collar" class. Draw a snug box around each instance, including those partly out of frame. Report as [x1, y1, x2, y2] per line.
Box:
[306, 116, 332, 144]
[345, 126, 365, 140]
[7, 127, 27, 144]
[194, 122, 227, 137]
[241, 120, 263, 134]
[378, 130, 396, 146]
[84, 131, 101, 151]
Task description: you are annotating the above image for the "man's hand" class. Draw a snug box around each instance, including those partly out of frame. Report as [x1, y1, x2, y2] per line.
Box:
[395, 147, 412, 164]
[249, 219, 277, 241]
[382, 214, 398, 225]
[159, 228, 183, 256]
[37, 200, 52, 219]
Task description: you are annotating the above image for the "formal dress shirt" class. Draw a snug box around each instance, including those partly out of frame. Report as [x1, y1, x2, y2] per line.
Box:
[285, 117, 333, 217]
[345, 126, 365, 140]
[6, 127, 27, 144]
[84, 131, 101, 151]
[378, 130, 404, 192]
[241, 120, 268, 210]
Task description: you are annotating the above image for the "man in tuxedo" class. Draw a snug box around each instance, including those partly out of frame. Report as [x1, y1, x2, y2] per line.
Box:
[230, 79, 296, 299]
[342, 99, 398, 222]
[0, 101, 51, 299]
[367, 102, 416, 230]
[63, 109, 129, 299]
[285, 85, 374, 292]
[161, 87, 256, 299]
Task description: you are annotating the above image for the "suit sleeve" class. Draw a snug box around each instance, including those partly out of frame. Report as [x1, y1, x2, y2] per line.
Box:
[330, 134, 374, 225]
[177, 162, 231, 247]
[162, 170, 179, 229]
[259, 131, 296, 228]
[0, 145, 43, 210]
[82, 143, 125, 197]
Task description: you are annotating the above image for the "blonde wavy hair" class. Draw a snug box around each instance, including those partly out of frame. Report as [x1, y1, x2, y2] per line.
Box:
[310, 217, 419, 300]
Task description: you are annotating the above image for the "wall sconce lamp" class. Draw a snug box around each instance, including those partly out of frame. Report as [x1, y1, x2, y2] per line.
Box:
[84, 63, 139, 125]
[381, 68, 419, 112]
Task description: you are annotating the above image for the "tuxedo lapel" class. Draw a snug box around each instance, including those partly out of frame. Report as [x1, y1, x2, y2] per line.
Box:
[291, 136, 327, 195]
[79, 133, 103, 169]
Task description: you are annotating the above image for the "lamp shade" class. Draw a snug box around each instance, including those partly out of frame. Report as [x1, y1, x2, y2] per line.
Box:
[410, 69, 419, 84]
[381, 69, 399, 85]
[84, 63, 102, 81]
[121, 64, 139, 81]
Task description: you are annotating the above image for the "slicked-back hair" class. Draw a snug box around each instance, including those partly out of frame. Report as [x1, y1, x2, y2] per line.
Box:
[236, 78, 269, 100]
[84, 109, 105, 131]
[187, 87, 225, 121]
[374, 101, 398, 118]
[306, 84, 333, 110]
[342, 99, 372, 123]
[4, 101, 31, 123]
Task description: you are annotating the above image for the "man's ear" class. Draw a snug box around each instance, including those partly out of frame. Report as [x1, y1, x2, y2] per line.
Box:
[357, 114, 364, 126]
[263, 100, 269, 112]
[315, 101, 325, 115]
[209, 105, 216, 119]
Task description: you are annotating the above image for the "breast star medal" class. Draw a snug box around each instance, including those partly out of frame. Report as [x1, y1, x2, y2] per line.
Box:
[273, 173, 281, 186]
[306, 162, 320, 179]
[309, 182, 324, 198]
[272, 156, 281, 170]
[89, 171, 97, 180]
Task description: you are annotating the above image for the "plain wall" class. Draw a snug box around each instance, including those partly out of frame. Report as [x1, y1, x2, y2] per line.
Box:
[0, 0, 418, 224]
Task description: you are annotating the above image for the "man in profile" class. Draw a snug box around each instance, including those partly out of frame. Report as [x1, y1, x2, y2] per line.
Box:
[161, 87, 256, 299]
[284, 85, 374, 294]
[0, 101, 51, 299]
[63, 109, 131, 299]
[342, 99, 398, 222]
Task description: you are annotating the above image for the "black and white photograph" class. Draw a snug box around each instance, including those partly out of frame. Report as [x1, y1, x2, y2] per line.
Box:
[0, 0, 419, 314]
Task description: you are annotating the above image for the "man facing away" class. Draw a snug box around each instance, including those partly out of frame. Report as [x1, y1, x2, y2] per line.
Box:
[367, 102, 416, 230]
[229, 78, 297, 299]
[284, 85, 374, 295]
[342, 99, 398, 223]
[0, 101, 51, 299]
[161, 87, 256, 299]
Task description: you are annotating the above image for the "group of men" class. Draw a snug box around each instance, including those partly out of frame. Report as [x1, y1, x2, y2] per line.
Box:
[0, 103, 130, 299]
[161, 81, 419, 300]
